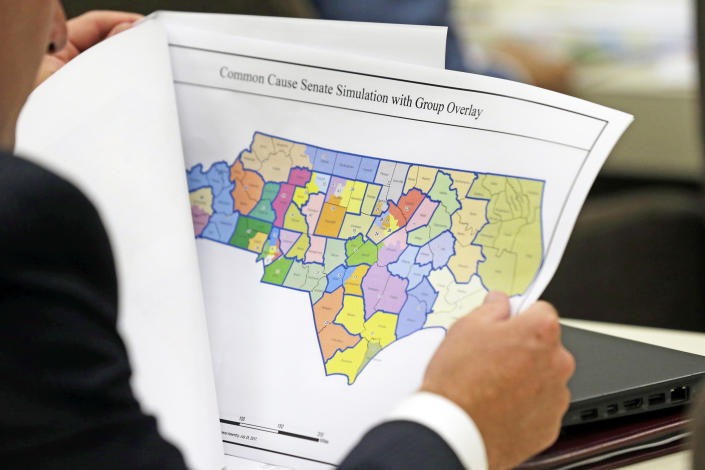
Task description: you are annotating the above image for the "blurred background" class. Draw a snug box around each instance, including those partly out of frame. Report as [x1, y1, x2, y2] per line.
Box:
[62, 0, 705, 331]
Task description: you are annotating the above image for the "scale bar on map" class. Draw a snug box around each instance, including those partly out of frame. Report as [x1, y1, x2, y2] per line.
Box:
[220, 418, 321, 442]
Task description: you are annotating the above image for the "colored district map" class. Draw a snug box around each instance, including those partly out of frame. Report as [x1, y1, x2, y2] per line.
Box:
[187, 132, 544, 384]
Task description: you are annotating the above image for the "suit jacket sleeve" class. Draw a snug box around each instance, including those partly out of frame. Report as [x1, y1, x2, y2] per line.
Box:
[338, 420, 466, 470]
[0, 153, 187, 470]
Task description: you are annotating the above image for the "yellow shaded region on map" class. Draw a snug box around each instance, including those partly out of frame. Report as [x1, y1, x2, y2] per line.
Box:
[345, 181, 366, 214]
[446, 170, 477, 198]
[335, 295, 365, 334]
[451, 198, 488, 246]
[189, 187, 214, 215]
[448, 198, 488, 283]
[305, 172, 322, 194]
[362, 311, 397, 347]
[372, 200, 386, 216]
[326, 339, 369, 384]
[283, 203, 308, 232]
[339, 213, 375, 240]
[326, 310, 398, 384]
[329, 180, 356, 208]
[344, 265, 369, 296]
[403, 165, 438, 194]
[286, 233, 309, 260]
[361, 184, 381, 215]
[247, 232, 268, 253]
[292, 186, 310, 208]
[468, 175, 544, 295]
[367, 213, 400, 244]
[448, 244, 485, 284]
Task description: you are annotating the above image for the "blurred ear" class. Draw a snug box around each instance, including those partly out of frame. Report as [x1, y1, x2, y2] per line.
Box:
[48, 0, 67, 53]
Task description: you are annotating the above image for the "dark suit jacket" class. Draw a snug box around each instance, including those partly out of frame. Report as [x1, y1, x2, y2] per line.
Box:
[0, 151, 465, 470]
[0, 152, 187, 469]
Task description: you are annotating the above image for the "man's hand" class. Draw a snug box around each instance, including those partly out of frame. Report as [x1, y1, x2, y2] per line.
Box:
[35, 10, 142, 87]
[421, 292, 575, 470]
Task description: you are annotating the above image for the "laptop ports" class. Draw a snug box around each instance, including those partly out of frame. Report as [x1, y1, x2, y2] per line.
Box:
[580, 409, 598, 421]
[670, 386, 689, 403]
[606, 404, 618, 415]
[623, 398, 643, 411]
[648, 393, 666, 406]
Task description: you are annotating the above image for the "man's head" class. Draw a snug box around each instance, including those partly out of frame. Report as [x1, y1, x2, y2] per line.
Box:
[0, 0, 67, 150]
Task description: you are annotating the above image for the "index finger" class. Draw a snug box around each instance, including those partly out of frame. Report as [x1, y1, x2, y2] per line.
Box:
[67, 10, 143, 52]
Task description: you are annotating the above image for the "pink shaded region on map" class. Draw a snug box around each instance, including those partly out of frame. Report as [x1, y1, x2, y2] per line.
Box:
[191, 205, 210, 236]
[377, 229, 408, 266]
[406, 198, 439, 231]
[325, 176, 348, 202]
[278, 229, 301, 255]
[288, 168, 312, 186]
[306, 236, 327, 263]
[272, 183, 295, 227]
[302, 193, 325, 235]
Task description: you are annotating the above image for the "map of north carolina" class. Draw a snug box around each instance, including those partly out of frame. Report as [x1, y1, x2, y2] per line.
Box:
[187, 132, 544, 384]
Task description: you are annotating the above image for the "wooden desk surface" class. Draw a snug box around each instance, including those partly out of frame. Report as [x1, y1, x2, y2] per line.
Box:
[561, 319, 705, 469]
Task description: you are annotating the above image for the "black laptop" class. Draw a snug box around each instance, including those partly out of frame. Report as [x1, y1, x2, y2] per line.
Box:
[561, 325, 705, 426]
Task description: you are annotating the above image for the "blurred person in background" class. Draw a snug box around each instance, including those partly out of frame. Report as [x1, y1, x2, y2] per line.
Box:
[311, 0, 573, 92]
[58, 0, 574, 92]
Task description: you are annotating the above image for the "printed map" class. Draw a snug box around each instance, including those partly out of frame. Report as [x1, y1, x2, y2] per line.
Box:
[187, 132, 544, 384]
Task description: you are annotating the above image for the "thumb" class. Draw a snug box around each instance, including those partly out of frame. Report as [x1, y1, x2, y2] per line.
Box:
[107, 21, 134, 39]
[478, 291, 511, 322]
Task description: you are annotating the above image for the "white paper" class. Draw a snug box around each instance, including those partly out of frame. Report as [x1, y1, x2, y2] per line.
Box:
[170, 28, 631, 469]
[15, 22, 224, 470]
[227, 456, 292, 470]
[150, 10, 448, 69]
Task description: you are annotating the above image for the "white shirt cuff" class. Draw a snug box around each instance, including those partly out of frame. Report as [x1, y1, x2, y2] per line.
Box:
[388, 391, 488, 470]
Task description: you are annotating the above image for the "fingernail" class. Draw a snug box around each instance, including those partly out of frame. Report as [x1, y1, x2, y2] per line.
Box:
[483, 291, 505, 304]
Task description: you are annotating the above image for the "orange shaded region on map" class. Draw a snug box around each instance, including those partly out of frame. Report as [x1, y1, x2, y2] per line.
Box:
[389, 189, 425, 227]
[313, 287, 360, 360]
[314, 203, 347, 238]
[230, 160, 264, 215]
[344, 265, 369, 296]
